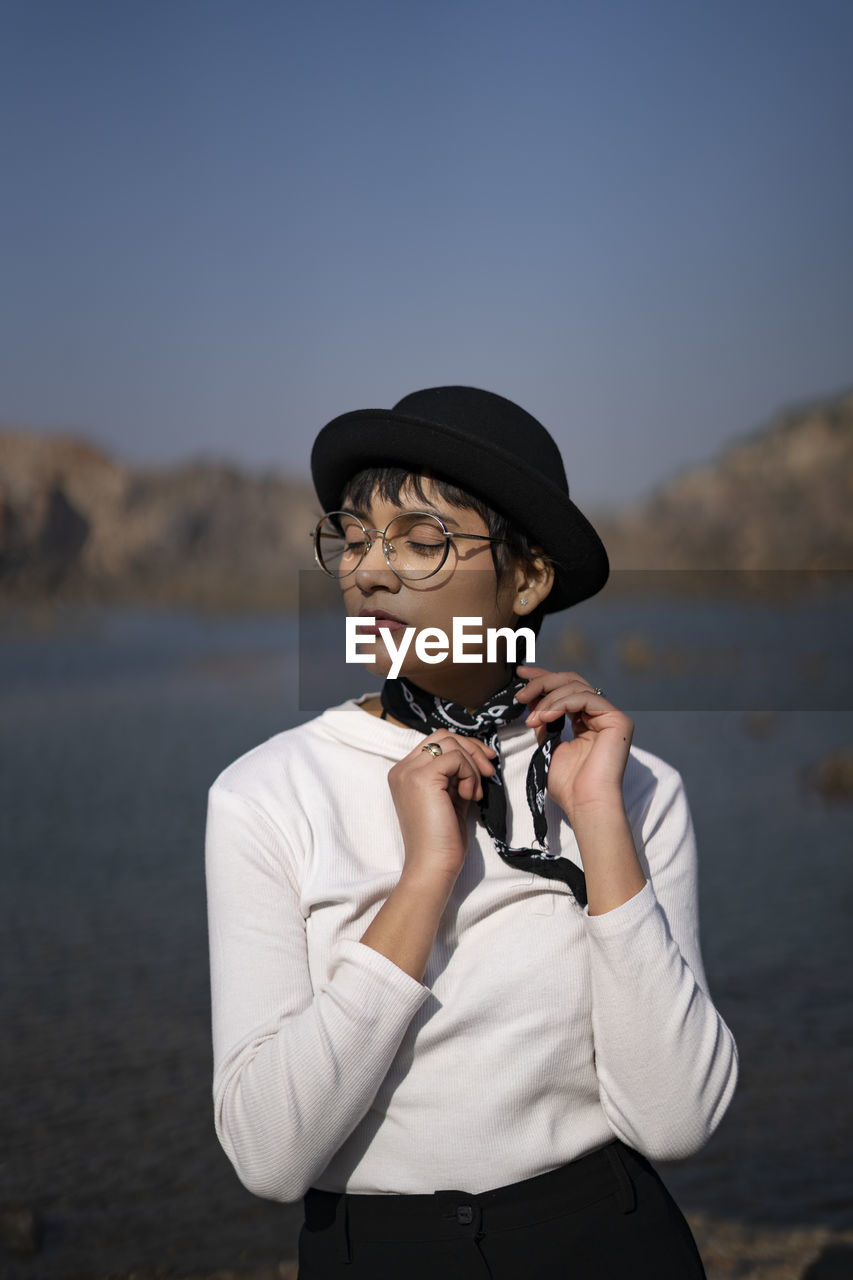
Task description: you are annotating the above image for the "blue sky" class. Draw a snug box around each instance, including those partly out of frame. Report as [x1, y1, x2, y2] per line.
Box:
[1, 0, 851, 509]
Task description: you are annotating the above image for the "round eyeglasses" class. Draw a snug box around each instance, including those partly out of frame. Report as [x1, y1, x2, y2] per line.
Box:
[311, 510, 507, 581]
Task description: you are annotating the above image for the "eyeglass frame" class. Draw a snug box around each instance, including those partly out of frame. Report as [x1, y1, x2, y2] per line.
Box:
[310, 509, 509, 581]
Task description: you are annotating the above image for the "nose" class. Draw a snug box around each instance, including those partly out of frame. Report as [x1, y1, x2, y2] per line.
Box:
[353, 527, 400, 591]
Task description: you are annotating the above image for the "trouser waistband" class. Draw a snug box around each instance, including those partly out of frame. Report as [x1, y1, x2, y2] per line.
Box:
[303, 1139, 638, 1247]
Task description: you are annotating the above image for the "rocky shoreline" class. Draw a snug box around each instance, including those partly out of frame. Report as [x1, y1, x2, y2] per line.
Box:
[4, 1208, 853, 1280]
[76, 1217, 853, 1280]
[100, 1218, 853, 1280]
[687, 1215, 853, 1279]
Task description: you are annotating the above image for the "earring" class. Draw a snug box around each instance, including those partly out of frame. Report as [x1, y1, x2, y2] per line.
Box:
[520, 597, 528, 607]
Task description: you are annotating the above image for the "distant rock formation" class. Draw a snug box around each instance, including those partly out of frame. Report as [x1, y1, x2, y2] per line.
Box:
[590, 389, 853, 576]
[1, 386, 851, 610]
[0, 433, 320, 610]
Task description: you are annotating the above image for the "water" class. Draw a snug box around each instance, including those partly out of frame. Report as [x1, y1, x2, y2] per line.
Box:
[1, 593, 851, 1277]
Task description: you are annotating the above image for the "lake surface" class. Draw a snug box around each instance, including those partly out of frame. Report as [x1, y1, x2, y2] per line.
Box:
[1, 587, 851, 1277]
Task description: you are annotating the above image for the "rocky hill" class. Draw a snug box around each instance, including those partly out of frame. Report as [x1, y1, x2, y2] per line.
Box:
[590, 389, 853, 582]
[1, 387, 851, 610]
[0, 434, 320, 611]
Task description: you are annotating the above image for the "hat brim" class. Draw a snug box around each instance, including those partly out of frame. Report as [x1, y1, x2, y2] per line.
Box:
[310, 408, 609, 613]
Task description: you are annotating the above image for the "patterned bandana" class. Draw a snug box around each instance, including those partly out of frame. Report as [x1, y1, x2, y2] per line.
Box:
[379, 669, 588, 906]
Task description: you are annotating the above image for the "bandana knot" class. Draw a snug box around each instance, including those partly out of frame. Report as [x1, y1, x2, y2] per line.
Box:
[380, 670, 587, 906]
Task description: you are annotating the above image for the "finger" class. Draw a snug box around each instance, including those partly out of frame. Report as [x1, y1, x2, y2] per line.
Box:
[514, 668, 591, 703]
[424, 729, 497, 754]
[513, 667, 549, 702]
[458, 769, 483, 803]
[458, 738, 498, 775]
[526, 689, 612, 724]
[522, 679, 595, 720]
[426, 733, 498, 776]
[429, 745, 487, 798]
[447, 732, 498, 760]
[516, 666, 587, 680]
[528, 691, 607, 721]
[450, 770, 472, 802]
[453, 757, 484, 803]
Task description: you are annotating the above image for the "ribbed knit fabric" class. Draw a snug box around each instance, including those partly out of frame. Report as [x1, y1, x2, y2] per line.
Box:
[204, 694, 738, 1204]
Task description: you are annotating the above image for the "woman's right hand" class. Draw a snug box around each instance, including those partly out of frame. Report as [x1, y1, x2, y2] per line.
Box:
[387, 732, 498, 886]
[362, 733, 498, 980]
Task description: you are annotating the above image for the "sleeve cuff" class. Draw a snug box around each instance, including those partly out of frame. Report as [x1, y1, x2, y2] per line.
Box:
[582, 879, 657, 937]
[327, 938, 432, 1015]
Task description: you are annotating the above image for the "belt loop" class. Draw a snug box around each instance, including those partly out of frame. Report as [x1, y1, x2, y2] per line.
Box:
[604, 1142, 637, 1214]
[336, 1192, 352, 1263]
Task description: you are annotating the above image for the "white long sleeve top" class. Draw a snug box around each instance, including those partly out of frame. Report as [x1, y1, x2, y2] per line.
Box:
[204, 692, 738, 1203]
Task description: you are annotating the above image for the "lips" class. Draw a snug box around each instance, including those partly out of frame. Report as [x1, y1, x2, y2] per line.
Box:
[358, 608, 408, 631]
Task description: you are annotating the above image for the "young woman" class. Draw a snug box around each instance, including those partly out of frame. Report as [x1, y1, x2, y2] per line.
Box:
[205, 386, 738, 1279]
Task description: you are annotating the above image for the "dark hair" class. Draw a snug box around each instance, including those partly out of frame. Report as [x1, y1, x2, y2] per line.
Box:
[340, 465, 555, 637]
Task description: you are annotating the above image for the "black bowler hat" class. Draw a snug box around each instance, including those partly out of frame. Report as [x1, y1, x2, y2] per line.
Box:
[310, 385, 609, 613]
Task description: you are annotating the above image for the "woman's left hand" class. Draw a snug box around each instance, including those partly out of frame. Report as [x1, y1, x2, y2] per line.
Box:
[515, 665, 634, 817]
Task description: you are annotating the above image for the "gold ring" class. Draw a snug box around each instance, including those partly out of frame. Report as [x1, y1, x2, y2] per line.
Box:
[421, 742, 443, 758]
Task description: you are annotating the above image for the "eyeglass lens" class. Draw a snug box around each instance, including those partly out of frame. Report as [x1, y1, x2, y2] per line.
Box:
[316, 513, 449, 580]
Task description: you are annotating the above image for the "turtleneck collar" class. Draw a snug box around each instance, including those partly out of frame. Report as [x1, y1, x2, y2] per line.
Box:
[313, 692, 536, 762]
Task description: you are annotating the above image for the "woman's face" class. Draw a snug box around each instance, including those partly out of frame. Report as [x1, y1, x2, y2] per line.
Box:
[335, 474, 545, 706]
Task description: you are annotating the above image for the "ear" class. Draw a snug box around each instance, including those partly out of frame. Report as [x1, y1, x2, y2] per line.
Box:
[512, 550, 554, 617]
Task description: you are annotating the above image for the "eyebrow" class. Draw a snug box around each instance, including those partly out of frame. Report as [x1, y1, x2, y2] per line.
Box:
[340, 503, 463, 530]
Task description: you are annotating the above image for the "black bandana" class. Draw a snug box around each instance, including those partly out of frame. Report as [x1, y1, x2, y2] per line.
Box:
[379, 670, 587, 907]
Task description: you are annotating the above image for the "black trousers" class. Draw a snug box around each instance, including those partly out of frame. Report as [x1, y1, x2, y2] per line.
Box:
[298, 1140, 706, 1278]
